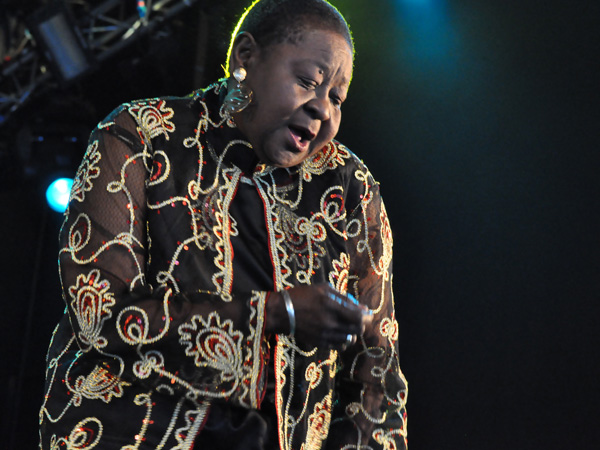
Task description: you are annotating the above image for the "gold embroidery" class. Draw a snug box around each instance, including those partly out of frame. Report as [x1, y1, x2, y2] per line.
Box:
[305, 363, 323, 389]
[70, 140, 101, 203]
[318, 186, 348, 239]
[246, 291, 268, 409]
[128, 100, 175, 141]
[121, 394, 153, 450]
[132, 350, 165, 379]
[373, 427, 407, 450]
[378, 202, 393, 281]
[63, 211, 146, 286]
[210, 167, 241, 295]
[190, 187, 222, 251]
[329, 253, 350, 294]
[302, 393, 332, 450]
[171, 405, 210, 450]
[276, 345, 337, 450]
[72, 365, 130, 405]
[255, 176, 294, 290]
[66, 213, 91, 254]
[68, 269, 115, 349]
[146, 150, 171, 186]
[122, 293, 266, 407]
[39, 335, 77, 424]
[117, 288, 172, 345]
[179, 312, 244, 387]
[275, 204, 326, 285]
[51, 417, 103, 449]
[380, 317, 399, 342]
[275, 337, 293, 450]
[301, 141, 350, 182]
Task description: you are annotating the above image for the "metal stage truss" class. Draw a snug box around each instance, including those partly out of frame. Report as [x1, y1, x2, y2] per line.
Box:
[0, 0, 199, 126]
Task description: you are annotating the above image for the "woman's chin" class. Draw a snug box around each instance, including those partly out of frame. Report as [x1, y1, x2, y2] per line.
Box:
[257, 147, 305, 168]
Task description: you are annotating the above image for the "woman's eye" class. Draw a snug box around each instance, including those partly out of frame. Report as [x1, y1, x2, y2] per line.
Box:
[299, 77, 317, 89]
[330, 95, 343, 108]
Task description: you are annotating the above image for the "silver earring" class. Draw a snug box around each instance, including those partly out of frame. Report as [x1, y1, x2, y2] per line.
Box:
[222, 67, 253, 116]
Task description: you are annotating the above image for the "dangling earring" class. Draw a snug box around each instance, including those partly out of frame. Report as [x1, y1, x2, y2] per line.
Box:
[222, 67, 253, 117]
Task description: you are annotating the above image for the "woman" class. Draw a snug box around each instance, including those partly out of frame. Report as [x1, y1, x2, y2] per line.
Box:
[38, 0, 408, 448]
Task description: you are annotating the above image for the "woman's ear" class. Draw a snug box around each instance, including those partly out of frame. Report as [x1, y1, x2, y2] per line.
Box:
[229, 32, 259, 74]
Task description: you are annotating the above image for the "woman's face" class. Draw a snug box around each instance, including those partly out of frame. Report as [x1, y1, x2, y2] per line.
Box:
[232, 29, 353, 168]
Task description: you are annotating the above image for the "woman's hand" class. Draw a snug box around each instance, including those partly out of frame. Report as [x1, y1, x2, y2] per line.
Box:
[265, 284, 372, 348]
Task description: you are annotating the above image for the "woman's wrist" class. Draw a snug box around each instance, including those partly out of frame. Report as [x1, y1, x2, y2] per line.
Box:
[280, 289, 295, 336]
[265, 291, 290, 335]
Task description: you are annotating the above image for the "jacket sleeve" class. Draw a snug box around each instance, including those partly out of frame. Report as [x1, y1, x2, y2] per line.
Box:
[59, 107, 268, 410]
[326, 166, 408, 449]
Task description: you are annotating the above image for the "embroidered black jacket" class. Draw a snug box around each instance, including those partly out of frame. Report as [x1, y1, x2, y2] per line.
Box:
[39, 82, 407, 450]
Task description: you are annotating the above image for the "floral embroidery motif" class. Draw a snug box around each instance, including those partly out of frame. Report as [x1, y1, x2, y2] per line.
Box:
[329, 253, 350, 294]
[303, 393, 332, 450]
[301, 141, 351, 182]
[70, 140, 101, 203]
[380, 317, 399, 342]
[179, 312, 243, 385]
[128, 100, 175, 140]
[73, 365, 130, 405]
[68, 269, 115, 349]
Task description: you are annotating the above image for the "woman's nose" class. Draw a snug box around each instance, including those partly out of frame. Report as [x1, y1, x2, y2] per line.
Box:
[304, 97, 330, 122]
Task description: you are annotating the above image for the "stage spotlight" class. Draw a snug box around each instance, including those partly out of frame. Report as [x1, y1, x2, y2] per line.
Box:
[45, 177, 73, 213]
[27, 3, 94, 84]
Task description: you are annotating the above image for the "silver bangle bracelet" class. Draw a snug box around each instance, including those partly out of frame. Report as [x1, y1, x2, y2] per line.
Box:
[281, 290, 295, 336]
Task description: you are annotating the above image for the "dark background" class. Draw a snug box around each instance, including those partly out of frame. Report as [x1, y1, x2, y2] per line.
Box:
[1, 0, 598, 448]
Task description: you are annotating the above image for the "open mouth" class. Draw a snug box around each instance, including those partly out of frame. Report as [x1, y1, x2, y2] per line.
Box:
[289, 125, 315, 145]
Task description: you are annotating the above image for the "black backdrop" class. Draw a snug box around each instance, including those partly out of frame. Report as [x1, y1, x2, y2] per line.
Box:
[1, 0, 598, 448]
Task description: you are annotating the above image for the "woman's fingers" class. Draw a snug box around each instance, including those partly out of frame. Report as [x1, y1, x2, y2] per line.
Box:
[321, 330, 358, 349]
[287, 284, 370, 348]
[325, 287, 371, 331]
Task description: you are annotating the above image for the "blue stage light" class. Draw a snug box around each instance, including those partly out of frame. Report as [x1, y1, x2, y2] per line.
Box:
[45, 177, 73, 213]
[393, 0, 457, 67]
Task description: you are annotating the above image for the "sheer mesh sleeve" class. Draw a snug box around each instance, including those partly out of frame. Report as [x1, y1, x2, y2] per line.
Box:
[58, 108, 268, 410]
[326, 173, 408, 450]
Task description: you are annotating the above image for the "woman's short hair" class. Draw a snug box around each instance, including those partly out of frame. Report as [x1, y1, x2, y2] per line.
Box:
[225, 0, 354, 76]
